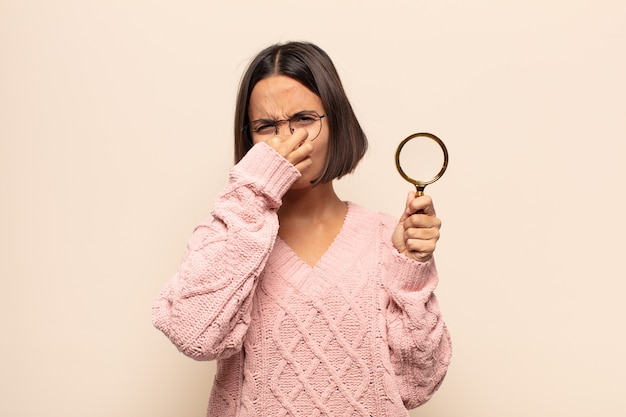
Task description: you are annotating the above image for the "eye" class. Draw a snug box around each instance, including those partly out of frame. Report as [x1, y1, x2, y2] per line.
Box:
[250, 121, 276, 134]
[291, 112, 318, 128]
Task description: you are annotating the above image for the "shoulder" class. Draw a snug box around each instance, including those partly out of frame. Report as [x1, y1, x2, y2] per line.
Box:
[343, 202, 404, 266]
[345, 202, 397, 238]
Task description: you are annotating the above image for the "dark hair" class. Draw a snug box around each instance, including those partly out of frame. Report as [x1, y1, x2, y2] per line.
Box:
[234, 41, 368, 184]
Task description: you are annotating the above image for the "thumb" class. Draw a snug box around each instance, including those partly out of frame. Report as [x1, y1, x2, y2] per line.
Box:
[398, 191, 416, 222]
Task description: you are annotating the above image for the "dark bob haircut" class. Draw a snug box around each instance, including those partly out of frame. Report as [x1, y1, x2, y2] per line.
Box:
[234, 41, 368, 185]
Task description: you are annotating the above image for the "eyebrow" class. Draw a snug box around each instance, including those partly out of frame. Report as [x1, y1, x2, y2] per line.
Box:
[249, 110, 319, 123]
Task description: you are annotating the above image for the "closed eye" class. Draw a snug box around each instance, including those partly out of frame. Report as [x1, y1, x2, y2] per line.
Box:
[291, 111, 321, 127]
[250, 120, 276, 134]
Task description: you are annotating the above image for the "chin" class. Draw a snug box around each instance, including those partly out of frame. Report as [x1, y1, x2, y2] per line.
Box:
[289, 180, 313, 190]
[288, 175, 321, 191]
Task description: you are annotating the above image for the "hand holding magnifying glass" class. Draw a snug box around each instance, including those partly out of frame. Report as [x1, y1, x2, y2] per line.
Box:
[392, 132, 448, 262]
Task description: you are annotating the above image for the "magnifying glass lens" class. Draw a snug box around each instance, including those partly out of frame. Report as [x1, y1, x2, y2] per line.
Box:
[397, 136, 446, 183]
[395, 132, 449, 196]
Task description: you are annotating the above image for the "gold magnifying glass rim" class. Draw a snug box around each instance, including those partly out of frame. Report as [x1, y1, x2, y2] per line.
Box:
[395, 132, 449, 191]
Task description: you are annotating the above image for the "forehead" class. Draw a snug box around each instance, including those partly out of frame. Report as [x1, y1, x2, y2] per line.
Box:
[248, 75, 323, 119]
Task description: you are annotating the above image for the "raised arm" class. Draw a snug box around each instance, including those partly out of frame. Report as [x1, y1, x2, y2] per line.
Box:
[152, 143, 300, 360]
[385, 193, 452, 407]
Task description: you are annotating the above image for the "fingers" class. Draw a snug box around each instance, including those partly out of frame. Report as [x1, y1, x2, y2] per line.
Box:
[404, 209, 440, 240]
[398, 192, 441, 262]
[403, 215, 441, 234]
[405, 193, 436, 216]
[263, 128, 309, 157]
[397, 191, 415, 223]
[263, 128, 313, 172]
[290, 140, 314, 172]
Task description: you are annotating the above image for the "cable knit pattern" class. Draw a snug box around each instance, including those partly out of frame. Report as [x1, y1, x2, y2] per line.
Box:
[152, 142, 451, 417]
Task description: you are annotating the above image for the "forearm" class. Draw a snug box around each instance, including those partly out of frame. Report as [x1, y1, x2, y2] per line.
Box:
[384, 253, 452, 408]
[152, 143, 300, 360]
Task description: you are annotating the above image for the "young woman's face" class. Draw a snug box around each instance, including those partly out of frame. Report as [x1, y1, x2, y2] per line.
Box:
[248, 75, 329, 188]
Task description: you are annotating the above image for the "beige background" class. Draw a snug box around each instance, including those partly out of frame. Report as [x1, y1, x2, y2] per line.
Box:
[1, 1, 625, 416]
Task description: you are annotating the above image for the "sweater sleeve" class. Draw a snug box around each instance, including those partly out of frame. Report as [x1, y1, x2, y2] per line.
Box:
[152, 142, 300, 361]
[382, 222, 452, 409]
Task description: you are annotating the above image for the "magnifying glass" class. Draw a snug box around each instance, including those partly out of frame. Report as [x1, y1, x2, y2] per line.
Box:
[395, 132, 449, 197]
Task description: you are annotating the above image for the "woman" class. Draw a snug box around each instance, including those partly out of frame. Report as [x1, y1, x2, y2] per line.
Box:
[152, 41, 451, 416]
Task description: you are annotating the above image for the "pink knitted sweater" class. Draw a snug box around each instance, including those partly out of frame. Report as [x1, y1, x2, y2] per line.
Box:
[152, 142, 451, 417]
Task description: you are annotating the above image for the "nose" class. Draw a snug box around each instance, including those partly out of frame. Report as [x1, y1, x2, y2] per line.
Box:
[274, 120, 293, 135]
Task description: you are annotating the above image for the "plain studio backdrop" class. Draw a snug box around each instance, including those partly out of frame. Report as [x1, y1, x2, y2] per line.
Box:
[1, 1, 625, 416]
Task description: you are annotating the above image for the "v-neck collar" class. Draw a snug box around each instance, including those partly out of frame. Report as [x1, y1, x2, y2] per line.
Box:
[266, 202, 373, 298]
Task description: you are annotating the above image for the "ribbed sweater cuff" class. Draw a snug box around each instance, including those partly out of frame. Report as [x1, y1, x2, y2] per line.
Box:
[232, 142, 301, 206]
[388, 253, 437, 292]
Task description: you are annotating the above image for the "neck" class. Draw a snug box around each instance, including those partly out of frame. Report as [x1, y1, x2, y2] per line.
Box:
[279, 181, 344, 220]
